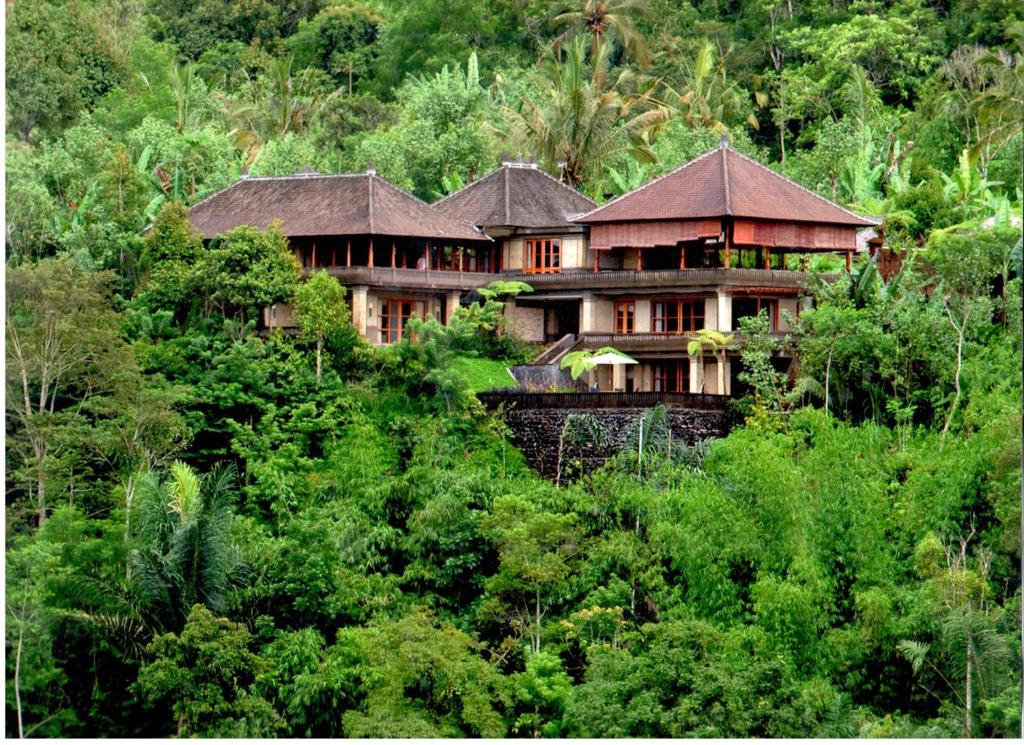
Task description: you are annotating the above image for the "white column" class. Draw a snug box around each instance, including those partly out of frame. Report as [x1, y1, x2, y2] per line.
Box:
[689, 357, 701, 393]
[351, 285, 368, 339]
[716, 290, 732, 332]
[580, 292, 596, 333]
[612, 364, 625, 391]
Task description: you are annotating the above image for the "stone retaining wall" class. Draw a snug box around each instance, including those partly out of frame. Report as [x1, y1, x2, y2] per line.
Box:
[504, 407, 729, 480]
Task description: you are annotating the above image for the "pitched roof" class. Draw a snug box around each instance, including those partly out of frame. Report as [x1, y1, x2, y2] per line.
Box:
[575, 142, 877, 227]
[187, 172, 487, 242]
[433, 163, 597, 230]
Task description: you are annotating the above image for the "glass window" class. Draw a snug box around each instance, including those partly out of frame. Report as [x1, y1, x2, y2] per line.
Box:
[525, 238, 561, 274]
[614, 300, 635, 334]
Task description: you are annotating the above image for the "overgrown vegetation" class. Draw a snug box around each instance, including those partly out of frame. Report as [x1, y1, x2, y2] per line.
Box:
[5, 0, 1022, 738]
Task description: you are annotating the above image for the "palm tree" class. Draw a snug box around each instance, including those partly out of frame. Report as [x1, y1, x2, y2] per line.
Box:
[551, 0, 652, 68]
[659, 40, 755, 131]
[499, 37, 665, 188]
[970, 23, 1024, 167]
[687, 329, 733, 394]
[127, 461, 243, 631]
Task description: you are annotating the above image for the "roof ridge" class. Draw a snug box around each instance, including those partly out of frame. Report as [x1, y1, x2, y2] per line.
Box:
[242, 173, 367, 181]
[721, 147, 731, 215]
[574, 148, 721, 221]
[503, 165, 511, 225]
[367, 173, 375, 234]
[726, 148, 878, 224]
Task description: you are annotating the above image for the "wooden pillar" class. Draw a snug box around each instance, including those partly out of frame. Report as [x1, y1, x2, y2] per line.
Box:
[637, 249, 643, 272]
[846, 250, 852, 273]
[331, 245, 337, 266]
[594, 251, 600, 273]
[391, 241, 396, 269]
[346, 240, 351, 267]
[312, 242, 317, 267]
[724, 232, 731, 269]
[423, 243, 429, 271]
[458, 248, 464, 272]
[679, 246, 686, 270]
[764, 247, 771, 270]
[368, 238, 374, 267]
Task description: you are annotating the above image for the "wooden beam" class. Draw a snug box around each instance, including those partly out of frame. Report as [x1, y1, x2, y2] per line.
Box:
[391, 241, 396, 269]
[679, 246, 686, 270]
[312, 242, 317, 267]
[368, 238, 374, 267]
[346, 240, 351, 267]
[764, 247, 771, 270]
[594, 251, 600, 273]
[724, 229, 731, 269]
[636, 249, 643, 272]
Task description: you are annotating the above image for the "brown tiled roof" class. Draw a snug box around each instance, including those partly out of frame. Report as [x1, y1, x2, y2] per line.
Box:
[187, 172, 488, 242]
[433, 163, 597, 230]
[575, 143, 877, 227]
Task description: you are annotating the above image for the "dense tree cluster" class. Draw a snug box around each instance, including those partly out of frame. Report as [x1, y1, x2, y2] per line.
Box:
[5, 0, 1022, 738]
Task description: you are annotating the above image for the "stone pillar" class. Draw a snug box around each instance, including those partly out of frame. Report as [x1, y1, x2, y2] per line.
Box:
[716, 290, 732, 332]
[612, 364, 625, 391]
[580, 292, 596, 333]
[635, 299, 652, 333]
[716, 357, 726, 396]
[445, 291, 462, 324]
[351, 285, 369, 339]
[689, 356, 701, 393]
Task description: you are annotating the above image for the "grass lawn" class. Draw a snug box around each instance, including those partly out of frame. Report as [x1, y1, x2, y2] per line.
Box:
[452, 356, 517, 393]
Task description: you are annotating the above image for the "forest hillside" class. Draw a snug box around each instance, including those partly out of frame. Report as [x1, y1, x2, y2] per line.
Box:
[5, 0, 1023, 738]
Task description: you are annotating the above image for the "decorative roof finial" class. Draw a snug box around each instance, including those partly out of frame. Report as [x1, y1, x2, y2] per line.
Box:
[719, 131, 731, 149]
[366, 160, 376, 176]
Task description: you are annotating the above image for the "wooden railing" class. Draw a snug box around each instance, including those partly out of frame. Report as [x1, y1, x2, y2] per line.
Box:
[477, 390, 729, 410]
[501, 267, 841, 289]
[317, 266, 496, 291]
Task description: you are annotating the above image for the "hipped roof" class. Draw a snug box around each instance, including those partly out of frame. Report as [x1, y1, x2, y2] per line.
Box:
[187, 172, 488, 242]
[434, 163, 597, 230]
[575, 142, 878, 228]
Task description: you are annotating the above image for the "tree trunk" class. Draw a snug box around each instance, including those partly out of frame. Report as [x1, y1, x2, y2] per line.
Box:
[15, 624, 24, 738]
[942, 305, 966, 438]
[824, 344, 833, 417]
[534, 590, 542, 655]
[964, 638, 973, 737]
[315, 340, 323, 385]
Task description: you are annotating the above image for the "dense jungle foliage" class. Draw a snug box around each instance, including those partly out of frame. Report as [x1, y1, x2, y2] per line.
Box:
[5, 0, 1023, 738]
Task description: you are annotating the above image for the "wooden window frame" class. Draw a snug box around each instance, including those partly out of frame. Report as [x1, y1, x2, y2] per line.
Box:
[651, 298, 705, 334]
[735, 296, 779, 331]
[652, 361, 689, 393]
[525, 238, 561, 274]
[380, 298, 424, 344]
[614, 299, 635, 334]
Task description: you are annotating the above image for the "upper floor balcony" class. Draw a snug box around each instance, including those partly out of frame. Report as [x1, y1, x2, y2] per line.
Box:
[315, 266, 496, 293]
[502, 267, 842, 293]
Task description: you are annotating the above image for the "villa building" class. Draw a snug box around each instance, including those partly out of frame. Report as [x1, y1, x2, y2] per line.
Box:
[186, 138, 879, 396]
[186, 168, 496, 343]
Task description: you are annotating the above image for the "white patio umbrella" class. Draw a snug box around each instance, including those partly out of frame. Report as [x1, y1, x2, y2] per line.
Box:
[585, 350, 638, 366]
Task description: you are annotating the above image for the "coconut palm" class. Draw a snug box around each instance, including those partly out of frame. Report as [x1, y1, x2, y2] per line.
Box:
[659, 40, 755, 131]
[551, 0, 652, 68]
[499, 36, 665, 188]
[127, 461, 244, 631]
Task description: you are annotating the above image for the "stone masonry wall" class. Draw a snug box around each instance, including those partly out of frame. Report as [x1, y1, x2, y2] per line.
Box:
[504, 407, 729, 480]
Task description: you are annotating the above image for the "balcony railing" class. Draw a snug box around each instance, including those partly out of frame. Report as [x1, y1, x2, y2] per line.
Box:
[477, 390, 729, 410]
[315, 266, 497, 291]
[504, 267, 841, 291]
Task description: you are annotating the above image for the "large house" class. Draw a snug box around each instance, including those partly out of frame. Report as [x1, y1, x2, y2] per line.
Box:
[186, 139, 878, 395]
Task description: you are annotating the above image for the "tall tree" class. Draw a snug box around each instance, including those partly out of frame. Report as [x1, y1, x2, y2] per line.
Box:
[551, 0, 652, 68]
[499, 36, 665, 188]
[292, 271, 351, 384]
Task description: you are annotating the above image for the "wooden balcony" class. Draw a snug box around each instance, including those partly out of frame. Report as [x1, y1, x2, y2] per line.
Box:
[316, 266, 497, 292]
[503, 267, 840, 293]
[574, 331, 791, 356]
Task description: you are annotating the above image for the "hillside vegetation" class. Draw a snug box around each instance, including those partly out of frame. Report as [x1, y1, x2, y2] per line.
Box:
[5, 0, 1023, 738]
